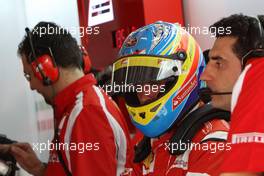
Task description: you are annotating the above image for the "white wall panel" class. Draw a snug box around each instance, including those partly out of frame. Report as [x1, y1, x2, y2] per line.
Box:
[183, 0, 264, 50]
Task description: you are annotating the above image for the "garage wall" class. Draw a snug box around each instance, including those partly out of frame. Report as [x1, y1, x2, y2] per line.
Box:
[0, 0, 80, 175]
[183, 0, 264, 50]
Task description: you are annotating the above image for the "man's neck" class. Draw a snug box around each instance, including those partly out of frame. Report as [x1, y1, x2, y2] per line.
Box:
[52, 67, 84, 95]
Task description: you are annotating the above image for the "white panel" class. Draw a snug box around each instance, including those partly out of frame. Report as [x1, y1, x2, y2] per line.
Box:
[183, 0, 264, 50]
[24, 0, 81, 43]
[0, 0, 38, 145]
[88, 0, 114, 26]
[0, 1, 81, 175]
[0, 1, 37, 175]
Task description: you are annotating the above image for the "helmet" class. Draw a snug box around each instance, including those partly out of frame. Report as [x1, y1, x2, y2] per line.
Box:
[112, 21, 206, 137]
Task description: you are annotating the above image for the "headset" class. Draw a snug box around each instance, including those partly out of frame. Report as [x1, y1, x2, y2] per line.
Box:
[200, 16, 264, 99]
[25, 27, 59, 86]
[241, 15, 264, 67]
[25, 28, 92, 86]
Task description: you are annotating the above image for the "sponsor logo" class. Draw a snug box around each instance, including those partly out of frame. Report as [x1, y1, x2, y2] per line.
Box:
[125, 37, 137, 47]
[172, 76, 197, 110]
[142, 152, 155, 174]
[232, 132, 264, 144]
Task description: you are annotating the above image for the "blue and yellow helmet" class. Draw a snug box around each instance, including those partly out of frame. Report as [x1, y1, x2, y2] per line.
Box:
[112, 21, 206, 137]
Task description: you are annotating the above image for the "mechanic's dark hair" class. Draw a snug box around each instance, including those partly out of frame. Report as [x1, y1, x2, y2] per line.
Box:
[210, 14, 264, 60]
[18, 21, 82, 69]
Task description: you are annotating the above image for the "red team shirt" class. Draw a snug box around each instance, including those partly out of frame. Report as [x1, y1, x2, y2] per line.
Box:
[132, 118, 230, 176]
[44, 74, 134, 176]
[221, 58, 264, 173]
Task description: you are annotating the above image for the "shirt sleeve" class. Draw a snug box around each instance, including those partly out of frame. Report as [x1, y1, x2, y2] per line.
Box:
[221, 60, 264, 173]
[69, 105, 117, 176]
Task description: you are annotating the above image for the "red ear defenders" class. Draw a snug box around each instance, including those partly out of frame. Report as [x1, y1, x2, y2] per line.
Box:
[25, 28, 59, 86]
[25, 28, 92, 86]
[79, 45, 92, 74]
[30, 53, 59, 86]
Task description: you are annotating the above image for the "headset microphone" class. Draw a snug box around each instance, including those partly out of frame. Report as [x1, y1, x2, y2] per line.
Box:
[199, 88, 232, 103]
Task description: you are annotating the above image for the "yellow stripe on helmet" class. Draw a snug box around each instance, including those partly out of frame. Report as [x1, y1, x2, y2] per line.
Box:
[161, 27, 182, 55]
[113, 56, 172, 71]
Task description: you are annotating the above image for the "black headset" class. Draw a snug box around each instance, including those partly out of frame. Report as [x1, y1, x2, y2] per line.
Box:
[242, 16, 264, 67]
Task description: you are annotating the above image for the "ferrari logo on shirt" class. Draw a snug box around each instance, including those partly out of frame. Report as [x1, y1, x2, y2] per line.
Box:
[143, 152, 155, 174]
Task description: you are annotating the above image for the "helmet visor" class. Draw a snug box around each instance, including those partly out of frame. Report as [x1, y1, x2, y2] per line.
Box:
[112, 55, 185, 87]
